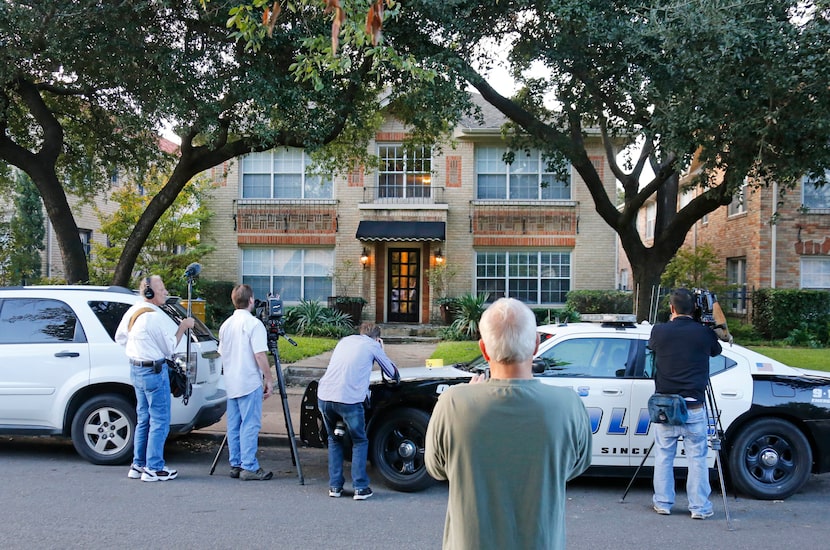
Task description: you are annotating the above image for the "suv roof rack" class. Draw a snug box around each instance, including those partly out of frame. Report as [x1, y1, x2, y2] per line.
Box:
[579, 313, 638, 328]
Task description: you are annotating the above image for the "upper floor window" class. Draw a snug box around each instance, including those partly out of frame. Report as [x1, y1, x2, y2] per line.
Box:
[801, 257, 830, 289]
[475, 250, 571, 305]
[475, 146, 571, 200]
[79, 230, 92, 258]
[726, 257, 747, 314]
[241, 148, 332, 199]
[377, 144, 432, 199]
[803, 171, 830, 210]
[728, 180, 748, 216]
[645, 202, 656, 239]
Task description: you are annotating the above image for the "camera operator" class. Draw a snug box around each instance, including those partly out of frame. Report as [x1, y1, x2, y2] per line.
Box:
[317, 322, 400, 500]
[218, 284, 275, 481]
[649, 288, 722, 519]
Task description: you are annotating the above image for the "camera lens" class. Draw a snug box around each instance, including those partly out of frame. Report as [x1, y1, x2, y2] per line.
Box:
[333, 421, 347, 438]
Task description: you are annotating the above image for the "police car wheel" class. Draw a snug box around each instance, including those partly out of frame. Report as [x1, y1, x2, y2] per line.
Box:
[369, 408, 435, 492]
[727, 418, 812, 500]
[71, 394, 136, 465]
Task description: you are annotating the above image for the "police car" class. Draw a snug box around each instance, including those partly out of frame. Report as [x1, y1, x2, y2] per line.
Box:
[300, 315, 830, 499]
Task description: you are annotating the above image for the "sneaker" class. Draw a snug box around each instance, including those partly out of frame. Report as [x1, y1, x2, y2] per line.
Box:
[141, 468, 178, 482]
[240, 468, 273, 481]
[229, 466, 242, 479]
[691, 510, 714, 520]
[353, 487, 373, 500]
[127, 464, 144, 479]
[653, 505, 671, 515]
[329, 487, 343, 498]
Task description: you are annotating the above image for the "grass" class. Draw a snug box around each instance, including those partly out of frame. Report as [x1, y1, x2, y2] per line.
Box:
[272, 335, 338, 364]
[747, 346, 830, 372]
[430, 340, 482, 365]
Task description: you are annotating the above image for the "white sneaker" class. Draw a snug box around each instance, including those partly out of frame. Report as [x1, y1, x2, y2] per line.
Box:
[127, 464, 144, 479]
[141, 468, 178, 482]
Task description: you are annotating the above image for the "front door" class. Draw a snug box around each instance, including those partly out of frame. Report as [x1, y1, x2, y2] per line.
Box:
[387, 249, 420, 322]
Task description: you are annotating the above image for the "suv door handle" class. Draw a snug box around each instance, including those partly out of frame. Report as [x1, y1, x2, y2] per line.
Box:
[54, 351, 80, 358]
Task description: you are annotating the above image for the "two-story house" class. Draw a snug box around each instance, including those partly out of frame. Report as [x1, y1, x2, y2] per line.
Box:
[201, 95, 619, 324]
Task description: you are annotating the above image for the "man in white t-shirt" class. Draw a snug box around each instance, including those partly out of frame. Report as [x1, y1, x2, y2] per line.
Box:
[218, 284, 275, 481]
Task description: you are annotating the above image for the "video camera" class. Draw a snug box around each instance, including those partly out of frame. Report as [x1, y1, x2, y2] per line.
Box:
[255, 296, 283, 323]
[691, 288, 717, 327]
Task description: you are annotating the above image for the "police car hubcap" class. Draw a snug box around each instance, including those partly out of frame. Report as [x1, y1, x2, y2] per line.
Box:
[398, 440, 416, 459]
[760, 449, 779, 467]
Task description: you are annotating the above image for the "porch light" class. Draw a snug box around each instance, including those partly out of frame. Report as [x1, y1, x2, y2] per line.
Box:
[434, 248, 444, 265]
[360, 248, 370, 268]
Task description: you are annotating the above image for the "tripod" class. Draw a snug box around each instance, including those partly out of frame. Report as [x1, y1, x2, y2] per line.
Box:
[209, 319, 304, 485]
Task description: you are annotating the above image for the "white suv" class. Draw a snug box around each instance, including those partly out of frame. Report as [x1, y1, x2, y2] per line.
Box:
[0, 285, 226, 464]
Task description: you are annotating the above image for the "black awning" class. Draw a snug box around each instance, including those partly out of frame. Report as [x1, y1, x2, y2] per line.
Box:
[356, 221, 445, 242]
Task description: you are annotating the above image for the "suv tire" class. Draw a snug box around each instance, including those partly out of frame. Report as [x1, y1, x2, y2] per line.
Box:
[71, 394, 136, 465]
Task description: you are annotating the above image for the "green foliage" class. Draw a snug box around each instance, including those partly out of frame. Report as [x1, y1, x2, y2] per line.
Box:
[531, 307, 579, 325]
[427, 263, 458, 301]
[752, 289, 830, 341]
[449, 293, 489, 341]
[431, 340, 482, 365]
[284, 299, 355, 338]
[566, 290, 633, 315]
[275, 335, 339, 364]
[747, 346, 830, 372]
[2, 173, 45, 285]
[783, 322, 826, 349]
[198, 280, 237, 329]
[88, 168, 215, 292]
[661, 245, 725, 290]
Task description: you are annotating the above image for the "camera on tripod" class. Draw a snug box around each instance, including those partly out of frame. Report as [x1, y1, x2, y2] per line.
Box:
[255, 296, 283, 324]
[692, 288, 717, 327]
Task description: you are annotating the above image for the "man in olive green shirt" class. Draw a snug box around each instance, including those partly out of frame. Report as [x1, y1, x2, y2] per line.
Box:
[425, 298, 592, 549]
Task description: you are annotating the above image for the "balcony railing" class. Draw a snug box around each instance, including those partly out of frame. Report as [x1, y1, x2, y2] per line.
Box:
[361, 185, 446, 204]
[471, 201, 577, 234]
[233, 199, 337, 233]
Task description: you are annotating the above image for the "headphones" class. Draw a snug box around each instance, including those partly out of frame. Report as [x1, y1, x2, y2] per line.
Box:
[143, 276, 155, 299]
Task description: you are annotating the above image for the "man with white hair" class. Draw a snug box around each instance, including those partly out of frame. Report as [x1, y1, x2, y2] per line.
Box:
[425, 298, 592, 550]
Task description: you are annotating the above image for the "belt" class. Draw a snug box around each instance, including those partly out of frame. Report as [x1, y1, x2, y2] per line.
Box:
[687, 402, 705, 410]
[130, 358, 165, 367]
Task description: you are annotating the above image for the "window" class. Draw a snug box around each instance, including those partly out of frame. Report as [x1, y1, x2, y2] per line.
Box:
[241, 148, 332, 199]
[802, 171, 830, 210]
[0, 299, 81, 343]
[534, 338, 635, 378]
[728, 180, 747, 216]
[242, 248, 333, 303]
[79, 230, 92, 258]
[475, 251, 571, 305]
[801, 257, 830, 289]
[377, 144, 432, 199]
[645, 202, 656, 239]
[88, 301, 131, 341]
[475, 146, 570, 200]
[726, 258, 747, 314]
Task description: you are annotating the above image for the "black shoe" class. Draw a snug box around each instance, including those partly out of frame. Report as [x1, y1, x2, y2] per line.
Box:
[229, 466, 242, 479]
[329, 487, 343, 498]
[240, 468, 273, 481]
[353, 487, 373, 500]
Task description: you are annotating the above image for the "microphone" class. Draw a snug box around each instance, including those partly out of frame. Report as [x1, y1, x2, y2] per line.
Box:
[184, 263, 201, 278]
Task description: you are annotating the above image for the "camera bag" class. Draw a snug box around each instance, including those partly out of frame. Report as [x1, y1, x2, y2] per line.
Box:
[648, 393, 689, 425]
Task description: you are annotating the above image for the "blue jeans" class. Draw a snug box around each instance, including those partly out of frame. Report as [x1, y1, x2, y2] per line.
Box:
[130, 363, 171, 472]
[318, 399, 369, 490]
[653, 407, 712, 514]
[227, 386, 264, 471]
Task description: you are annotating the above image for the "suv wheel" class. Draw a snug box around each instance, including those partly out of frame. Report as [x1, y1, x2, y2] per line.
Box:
[370, 408, 435, 492]
[71, 394, 136, 465]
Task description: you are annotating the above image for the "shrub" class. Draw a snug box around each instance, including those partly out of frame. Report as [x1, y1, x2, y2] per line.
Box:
[284, 299, 354, 338]
[752, 288, 830, 340]
[449, 293, 489, 340]
[198, 280, 236, 329]
[565, 290, 633, 314]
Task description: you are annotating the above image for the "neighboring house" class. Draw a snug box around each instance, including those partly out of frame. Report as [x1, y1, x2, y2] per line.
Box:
[617, 164, 830, 318]
[201, 95, 619, 324]
[42, 137, 180, 281]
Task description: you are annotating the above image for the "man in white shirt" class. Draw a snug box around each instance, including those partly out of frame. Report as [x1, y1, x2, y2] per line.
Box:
[115, 275, 194, 482]
[218, 284, 275, 481]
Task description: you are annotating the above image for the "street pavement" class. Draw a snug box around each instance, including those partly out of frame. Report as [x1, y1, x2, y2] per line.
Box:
[194, 341, 439, 441]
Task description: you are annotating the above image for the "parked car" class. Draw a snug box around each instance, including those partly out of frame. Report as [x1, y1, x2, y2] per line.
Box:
[300, 315, 830, 499]
[0, 285, 226, 464]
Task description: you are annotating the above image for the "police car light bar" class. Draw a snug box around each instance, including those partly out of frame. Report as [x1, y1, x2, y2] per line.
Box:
[579, 313, 637, 325]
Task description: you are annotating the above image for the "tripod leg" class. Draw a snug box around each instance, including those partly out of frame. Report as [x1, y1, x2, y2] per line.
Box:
[620, 441, 654, 503]
[714, 451, 735, 530]
[705, 382, 735, 530]
[209, 434, 227, 475]
[273, 354, 305, 485]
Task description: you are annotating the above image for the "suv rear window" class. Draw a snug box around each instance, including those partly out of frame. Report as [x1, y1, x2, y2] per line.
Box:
[89, 301, 132, 341]
[0, 298, 82, 343]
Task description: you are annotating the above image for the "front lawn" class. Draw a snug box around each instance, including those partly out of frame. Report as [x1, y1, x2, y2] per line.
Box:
[747, 346, 830, 372]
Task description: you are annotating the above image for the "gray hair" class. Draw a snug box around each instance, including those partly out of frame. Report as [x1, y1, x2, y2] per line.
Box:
[478, 298, 537, 364]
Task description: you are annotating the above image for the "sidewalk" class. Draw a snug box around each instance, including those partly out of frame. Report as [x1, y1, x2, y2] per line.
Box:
[194, 341, 439, 441]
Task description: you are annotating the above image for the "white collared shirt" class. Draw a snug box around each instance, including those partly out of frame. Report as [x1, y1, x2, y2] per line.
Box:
[115, 301, 178, 361]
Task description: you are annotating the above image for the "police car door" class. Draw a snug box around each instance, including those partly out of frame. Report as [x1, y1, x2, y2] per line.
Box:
[534, 334, 639, 467]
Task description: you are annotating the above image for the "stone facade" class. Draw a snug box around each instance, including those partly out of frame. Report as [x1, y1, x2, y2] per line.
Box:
[201, 107, 619, 325]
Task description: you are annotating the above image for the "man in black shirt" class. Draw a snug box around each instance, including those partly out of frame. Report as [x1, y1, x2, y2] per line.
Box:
[649, 288, 722, 519]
